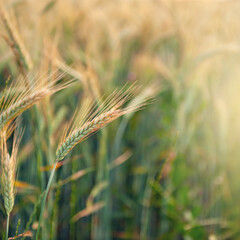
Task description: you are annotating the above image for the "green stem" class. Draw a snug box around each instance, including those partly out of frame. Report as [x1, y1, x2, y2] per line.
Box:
[5, 214, 9, 240]
[35, 161, 58, 240]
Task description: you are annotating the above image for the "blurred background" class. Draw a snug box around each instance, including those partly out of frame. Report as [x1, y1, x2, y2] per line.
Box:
[0, 0, 240, 239]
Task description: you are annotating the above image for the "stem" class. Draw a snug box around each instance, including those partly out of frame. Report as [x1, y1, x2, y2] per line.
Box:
[35, 161, 58, 240]
[5, 214, 9, 240]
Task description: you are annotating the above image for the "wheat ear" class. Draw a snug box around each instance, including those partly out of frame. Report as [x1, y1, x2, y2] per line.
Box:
[0, 6, 33, 74]
[0, 71, 73, 132]
[56, 84, 146, 161]
[56, 109, 121, 161]
[0, 89, 49, 132]
[1, 126, 22, 240]
[1, 129, 21, 215]
[2, 152, 14, 215]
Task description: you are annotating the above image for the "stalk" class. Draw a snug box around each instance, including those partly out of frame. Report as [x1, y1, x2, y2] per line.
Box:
[46, 96, 55, 239]
[35, 161, 57, 240]
[33, 106, 46, 239]
[5, 214, 9, 240]
[70, 159, 77, 239]
[91, 128, 110, 239]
